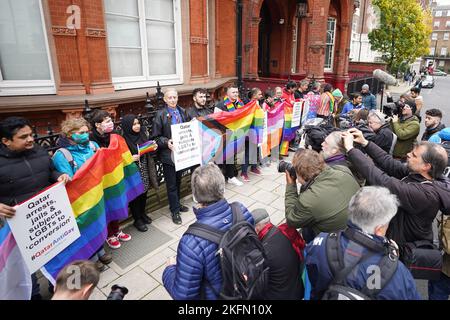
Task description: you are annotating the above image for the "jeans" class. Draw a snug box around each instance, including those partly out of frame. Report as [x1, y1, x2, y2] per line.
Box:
[428, 272, 450, 300]
[162, 163, 182, 214]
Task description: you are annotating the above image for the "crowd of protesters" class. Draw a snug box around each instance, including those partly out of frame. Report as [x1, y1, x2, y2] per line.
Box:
[1, 77, 450, 301]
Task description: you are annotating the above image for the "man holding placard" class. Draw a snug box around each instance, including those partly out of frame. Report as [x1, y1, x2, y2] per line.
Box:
[0, 117, 70, 300]
[152, 89, 191, 225]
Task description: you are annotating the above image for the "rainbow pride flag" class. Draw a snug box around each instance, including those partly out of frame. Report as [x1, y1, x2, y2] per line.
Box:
[261, 102, 285, 158]
[138, 140, 158, 156]
[197, 100, 264, 164]
[0, 223, 31, 300]
[41, 134, 143, 283]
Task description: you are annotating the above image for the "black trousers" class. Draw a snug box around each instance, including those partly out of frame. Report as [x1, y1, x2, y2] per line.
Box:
[129, 191, 148, 222]
[162, 163, 183, 214]
[220, 164, 236, 180]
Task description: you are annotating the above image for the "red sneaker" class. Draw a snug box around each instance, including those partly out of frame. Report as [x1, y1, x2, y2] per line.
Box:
[250, 167, 262, 175]
[106, 236, 121, 249]
[116, 231, 131, 242]
[240, 173, 250, 182]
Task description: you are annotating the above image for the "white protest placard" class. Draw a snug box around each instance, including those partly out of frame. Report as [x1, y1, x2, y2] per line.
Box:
[214, 107, 223, 113]
[291, 101, 303, 127]
[171, 119, 202, 171]
[7, 182, 80, 273]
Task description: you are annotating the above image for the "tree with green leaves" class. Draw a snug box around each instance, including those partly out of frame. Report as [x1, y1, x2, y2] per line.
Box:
[368, 0, 432, 73]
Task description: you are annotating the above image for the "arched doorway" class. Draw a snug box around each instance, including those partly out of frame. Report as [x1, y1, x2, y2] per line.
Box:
[258, 1, 272, 77]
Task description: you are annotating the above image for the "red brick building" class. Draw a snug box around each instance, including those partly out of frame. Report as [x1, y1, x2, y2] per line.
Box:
[0, 0, 357, 131]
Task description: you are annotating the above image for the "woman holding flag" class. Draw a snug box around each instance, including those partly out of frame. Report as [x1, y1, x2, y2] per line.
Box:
[121, 114, 158, 232]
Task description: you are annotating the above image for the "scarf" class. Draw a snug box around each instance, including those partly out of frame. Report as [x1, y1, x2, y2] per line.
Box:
[90, 127, 111, 148]
[224, 96, 244, 111]
[120, 114, 149, 155]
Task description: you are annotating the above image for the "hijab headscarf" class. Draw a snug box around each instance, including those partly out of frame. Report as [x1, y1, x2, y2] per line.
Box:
[121, 114, 148, 155]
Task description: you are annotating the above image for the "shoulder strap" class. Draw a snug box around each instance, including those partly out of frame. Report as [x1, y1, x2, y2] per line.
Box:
[230, 202, 245, 224]
[54, 148, 74, 168]
[185, 222, 224, 245]
[360, 253, 398, 299]
[326, 232, 344, 278]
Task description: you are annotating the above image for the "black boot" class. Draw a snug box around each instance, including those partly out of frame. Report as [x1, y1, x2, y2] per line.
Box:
[171, 213, 182, 225]
[134, 219, 148, 232]
[141, 214, 152, 225]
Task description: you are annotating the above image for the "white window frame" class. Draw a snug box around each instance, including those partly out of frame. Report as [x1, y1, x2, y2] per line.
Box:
[430, 47, 435, 56]
[444, 33, 449, 40]
[432, 33, 438, 40]
[0, 0, 55, 96]
[441, 47, 447, 56]
[447, 11, 450, 17]
[434, 21, 440, 28]
[439, 60, 445, 67]
[105, 0, 183, 90]
[324, 17, 336, 72]
[446, 21, 450, 28]
[435, 10, 442, 17]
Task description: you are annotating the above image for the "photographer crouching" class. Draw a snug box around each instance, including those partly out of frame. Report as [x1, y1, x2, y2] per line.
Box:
[283, 149, 360, 243]
[51, 260, 128, 300]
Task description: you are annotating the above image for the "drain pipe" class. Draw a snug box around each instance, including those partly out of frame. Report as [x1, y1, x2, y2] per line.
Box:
[236, 0, 243, 92]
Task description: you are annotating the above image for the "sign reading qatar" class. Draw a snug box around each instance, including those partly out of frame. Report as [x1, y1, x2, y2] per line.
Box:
[7, 182, 80, 273]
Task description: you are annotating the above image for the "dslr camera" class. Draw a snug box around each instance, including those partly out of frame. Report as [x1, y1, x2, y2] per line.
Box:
[278, 160, 296, 179]
[382, 100, 404, 117]
[107, 284, 129, 300]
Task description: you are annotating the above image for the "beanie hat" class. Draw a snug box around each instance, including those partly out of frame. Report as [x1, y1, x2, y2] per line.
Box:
[362, 84, 369, 90]
[332, 89, 343, 98]
[250, 209, 270, 225]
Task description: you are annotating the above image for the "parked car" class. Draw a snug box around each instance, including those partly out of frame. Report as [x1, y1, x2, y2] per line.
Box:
[433, 70, 447, 76]
[421, 75, 435, 88]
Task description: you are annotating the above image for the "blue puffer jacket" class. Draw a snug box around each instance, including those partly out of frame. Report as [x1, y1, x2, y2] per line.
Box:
[52, 136, 99, 178]
[163, 199, 254, 300]
[305, 224, 421, 300]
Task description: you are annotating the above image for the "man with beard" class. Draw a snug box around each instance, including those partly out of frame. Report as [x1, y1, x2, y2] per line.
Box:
[187, 88, 213, 119]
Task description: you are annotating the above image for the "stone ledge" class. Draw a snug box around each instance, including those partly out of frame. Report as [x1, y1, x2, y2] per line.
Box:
[0, 77, 236, 113]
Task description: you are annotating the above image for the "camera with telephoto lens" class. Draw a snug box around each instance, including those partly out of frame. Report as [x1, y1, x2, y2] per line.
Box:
[278, 160, 296, 179]
[382, 100, 404, 117]
[106, 284, 128, 300]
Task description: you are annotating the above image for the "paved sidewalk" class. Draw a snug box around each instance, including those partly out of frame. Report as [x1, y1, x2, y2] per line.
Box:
[88, 155, 293, 300]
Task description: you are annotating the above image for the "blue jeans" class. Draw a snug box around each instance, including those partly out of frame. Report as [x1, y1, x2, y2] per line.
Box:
[428, 272, 450, 300]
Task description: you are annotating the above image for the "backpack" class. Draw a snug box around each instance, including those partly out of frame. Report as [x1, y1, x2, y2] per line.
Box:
[321, 228, 398, 300]
[52, 142, 97, 170]
[185, 202, 269, 300]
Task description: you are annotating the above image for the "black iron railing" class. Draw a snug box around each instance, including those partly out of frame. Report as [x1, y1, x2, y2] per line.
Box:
[33, 82, 199, 211]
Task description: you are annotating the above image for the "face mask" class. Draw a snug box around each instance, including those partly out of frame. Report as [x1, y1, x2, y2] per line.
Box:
[101, 122, 114, 133]
[71, 132, 89, 144]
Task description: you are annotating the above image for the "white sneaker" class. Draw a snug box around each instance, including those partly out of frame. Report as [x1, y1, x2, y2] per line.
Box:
[228, 177, 243, 186]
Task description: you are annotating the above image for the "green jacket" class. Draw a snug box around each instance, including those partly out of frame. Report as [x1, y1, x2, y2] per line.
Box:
[285, 166, 360, 235]
[392, 115, 420, 158]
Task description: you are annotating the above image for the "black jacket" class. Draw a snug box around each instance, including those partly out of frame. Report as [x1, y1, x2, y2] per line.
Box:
[421, 123, 445, 141]
[261, 225, 304, 300]
[347, 141, 450, 245]
[187, 105, 213, 119]
[368, 123, 394, 153]
[0, 144, 62, 206]
[151, 105, 190, 165]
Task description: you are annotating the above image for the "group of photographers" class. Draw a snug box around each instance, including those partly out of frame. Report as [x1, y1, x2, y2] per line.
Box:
[281, 80, 450, 299]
